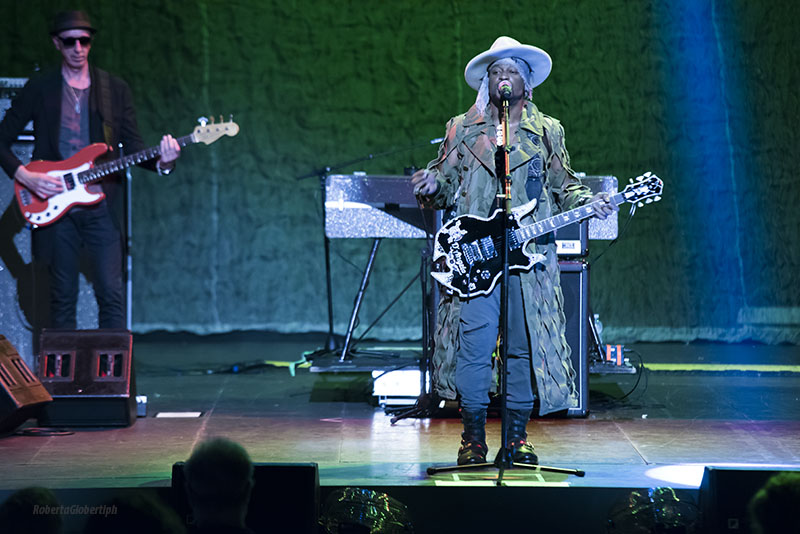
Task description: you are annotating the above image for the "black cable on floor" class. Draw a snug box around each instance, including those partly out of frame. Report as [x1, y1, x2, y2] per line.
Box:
[617, 349, 648, 400]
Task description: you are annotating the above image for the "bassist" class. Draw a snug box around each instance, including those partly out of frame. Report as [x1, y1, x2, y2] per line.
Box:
[0, 10, 181, 329]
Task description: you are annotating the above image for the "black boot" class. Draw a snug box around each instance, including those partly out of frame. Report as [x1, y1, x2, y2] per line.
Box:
[457, 409, 488, 465]
[495, 408, 538, 465]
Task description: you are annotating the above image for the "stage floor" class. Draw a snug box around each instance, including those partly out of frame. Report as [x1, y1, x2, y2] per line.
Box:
[1, 333, 799, 531]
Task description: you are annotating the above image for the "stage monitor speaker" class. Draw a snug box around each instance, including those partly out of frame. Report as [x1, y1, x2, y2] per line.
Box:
[36, 329, 136, 427]
[699, 466, 799, 533]
[172, 461, 320, 534]
[559, 261, 589, 417]
[0, 335, 52, 434]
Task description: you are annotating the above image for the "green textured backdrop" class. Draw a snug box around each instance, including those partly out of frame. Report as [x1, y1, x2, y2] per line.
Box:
[1, 0, 798, 344]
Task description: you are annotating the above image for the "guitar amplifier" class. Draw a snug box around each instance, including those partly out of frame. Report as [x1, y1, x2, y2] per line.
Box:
[556, 175, 619, 257]
[556, 220, 588, 258]
[559, 260, 589, 417]
[0, 77, 33, 141]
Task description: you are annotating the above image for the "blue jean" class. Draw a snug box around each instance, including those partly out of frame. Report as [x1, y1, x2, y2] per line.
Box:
[35, 201, 124, 329]
[455, 274, 535, 412]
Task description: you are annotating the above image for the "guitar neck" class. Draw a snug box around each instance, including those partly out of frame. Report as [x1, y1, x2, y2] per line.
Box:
[516, 191, 626, 242]
[78, 133, 195, 183]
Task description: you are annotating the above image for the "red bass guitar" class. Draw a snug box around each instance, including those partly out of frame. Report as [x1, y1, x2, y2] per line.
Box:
[15, 118, 239, 227]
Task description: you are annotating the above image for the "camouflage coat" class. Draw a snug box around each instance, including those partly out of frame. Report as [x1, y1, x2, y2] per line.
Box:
[419, 101, 593, 415]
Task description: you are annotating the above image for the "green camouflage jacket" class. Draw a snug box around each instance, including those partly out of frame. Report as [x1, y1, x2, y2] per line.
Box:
[419, 101, 592, 415]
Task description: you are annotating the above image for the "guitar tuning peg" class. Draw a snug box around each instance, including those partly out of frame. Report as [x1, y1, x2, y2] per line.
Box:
[655, 196, 662, 202]
[197, 116, 208, 127]
[219, 115, 223, 124]
[645, 198, 653, 204]
[644, 171, 651, 177]
[637, 202, 644, 208]
[229, 114, 233, 122]
[629, 178, 634, 184]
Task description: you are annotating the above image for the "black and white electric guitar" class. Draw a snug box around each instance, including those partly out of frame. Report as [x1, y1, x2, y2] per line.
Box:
[431, 172, 663, 297]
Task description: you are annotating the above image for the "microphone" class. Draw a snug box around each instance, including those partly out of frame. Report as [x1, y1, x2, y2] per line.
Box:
[498, 80, 512, 100]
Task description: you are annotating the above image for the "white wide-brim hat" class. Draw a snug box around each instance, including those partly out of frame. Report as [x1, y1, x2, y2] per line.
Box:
[464, 36, 552, 91]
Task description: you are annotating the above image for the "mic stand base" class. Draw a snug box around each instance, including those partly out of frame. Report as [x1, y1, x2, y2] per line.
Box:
[388, 393, 439, 424]
[426, 459, 585, 486]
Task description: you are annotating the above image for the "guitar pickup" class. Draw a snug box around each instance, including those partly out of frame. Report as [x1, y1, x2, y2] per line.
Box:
[463, 237, 497, 265]
[462, 242, 478, 264]
[63, 173, 75, 190]
[19, 189, 32, 206]
[478, 237, 497, 259]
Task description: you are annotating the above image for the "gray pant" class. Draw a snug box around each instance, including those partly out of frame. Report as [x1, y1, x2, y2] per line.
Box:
[455, 275, 535, 412]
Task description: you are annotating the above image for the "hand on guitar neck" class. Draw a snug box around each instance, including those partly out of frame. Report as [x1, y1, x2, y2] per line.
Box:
[157, 134, 181, 172]
[588, 192, 618, 220]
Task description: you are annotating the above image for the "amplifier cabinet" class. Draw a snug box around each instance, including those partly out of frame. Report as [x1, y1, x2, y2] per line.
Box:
[559, 260, 589, 417]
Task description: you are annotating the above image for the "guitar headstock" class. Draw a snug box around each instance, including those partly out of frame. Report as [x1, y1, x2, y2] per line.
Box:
[622, 172, 663, 207]
[192, 115, 240, 145]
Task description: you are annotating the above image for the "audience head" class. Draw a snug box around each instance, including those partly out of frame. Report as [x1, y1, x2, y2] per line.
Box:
[82, 491, 185, 534]
[184, 436, 255, 529]
[0, 486, 62, 534]
[748, 472, 800, 534]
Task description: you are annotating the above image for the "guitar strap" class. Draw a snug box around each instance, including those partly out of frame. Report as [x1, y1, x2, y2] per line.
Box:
[539, 126, 556, 204]
[524, 131, 545, 203]
[96, 68, 114, 146]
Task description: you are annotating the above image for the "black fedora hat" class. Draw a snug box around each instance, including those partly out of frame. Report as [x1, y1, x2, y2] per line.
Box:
[50, 10, 97, 35]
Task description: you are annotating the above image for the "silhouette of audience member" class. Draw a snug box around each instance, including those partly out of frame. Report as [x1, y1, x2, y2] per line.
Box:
[183, 437, 255, 534]
[83, 491, 186, 534]
[0, 486, 62, 534]
[319, 487, 413, 534]
[748, 472, 800, 534]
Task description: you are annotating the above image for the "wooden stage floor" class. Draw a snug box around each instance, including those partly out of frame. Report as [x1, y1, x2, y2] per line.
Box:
[1, 332, 799, 532]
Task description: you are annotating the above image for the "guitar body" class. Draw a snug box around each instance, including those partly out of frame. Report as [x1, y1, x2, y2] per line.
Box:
[431, 199, 545, 298]
[15, 143, 110, 227]
[430, 172, 664, 297]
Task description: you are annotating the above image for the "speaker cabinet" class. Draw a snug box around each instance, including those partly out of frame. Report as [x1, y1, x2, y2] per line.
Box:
[36, 329, 136, 427]
[0, 335, 52, 434]
[699, 466, 796, 533]
[172, 462, 320, 534]
[559, 261, 589, 417]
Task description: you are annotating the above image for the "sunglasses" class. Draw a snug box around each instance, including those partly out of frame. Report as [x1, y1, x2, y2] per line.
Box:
[58, 36, 92, 48]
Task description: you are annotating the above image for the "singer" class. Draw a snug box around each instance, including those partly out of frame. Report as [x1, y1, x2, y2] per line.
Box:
[412, 36, 616, 466]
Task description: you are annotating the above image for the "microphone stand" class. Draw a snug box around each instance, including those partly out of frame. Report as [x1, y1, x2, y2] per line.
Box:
[427, 91, 584, 484]
[496, 95, 513, 478]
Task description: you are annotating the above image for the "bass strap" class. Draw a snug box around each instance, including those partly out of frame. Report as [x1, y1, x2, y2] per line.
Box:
[96, 68, 114, 146]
